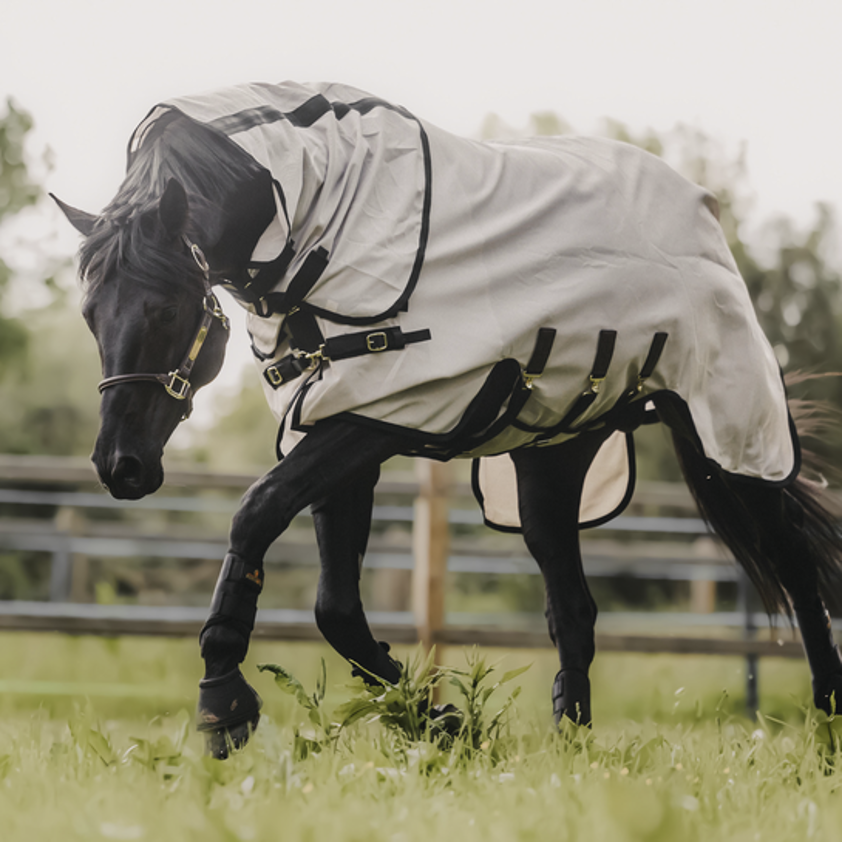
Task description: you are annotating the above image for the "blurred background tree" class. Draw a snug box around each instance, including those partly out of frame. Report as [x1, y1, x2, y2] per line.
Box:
[0, 98, 100, 456]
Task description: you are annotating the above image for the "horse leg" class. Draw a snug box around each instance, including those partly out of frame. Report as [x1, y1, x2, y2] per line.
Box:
[672, 431, 842, 714]
[311, 463, 402, 684]
[197, 419, 404, 755]
[511, 428, 611, 726]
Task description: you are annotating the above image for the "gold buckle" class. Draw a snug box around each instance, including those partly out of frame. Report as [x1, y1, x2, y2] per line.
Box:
[165, 372, 191, 400]
[366, 332, 389, 352]
[266, 366, 284, 387]
[589, 376, 605, 394]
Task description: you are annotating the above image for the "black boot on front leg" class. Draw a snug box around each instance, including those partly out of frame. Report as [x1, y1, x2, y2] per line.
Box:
[197, 553, 264, 758]
[553, 669, 592, 727]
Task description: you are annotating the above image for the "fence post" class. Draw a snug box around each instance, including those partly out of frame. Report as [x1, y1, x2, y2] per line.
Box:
[412, 460, 450, 654]
[51, 506, 78, 602]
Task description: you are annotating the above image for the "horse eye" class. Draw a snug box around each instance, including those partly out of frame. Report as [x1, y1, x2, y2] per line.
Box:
[160, 306, 178, 324]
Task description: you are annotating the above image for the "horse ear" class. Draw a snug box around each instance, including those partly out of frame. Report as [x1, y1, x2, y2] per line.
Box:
[158, 178, 189, 239]
[50, 193, 98, 236]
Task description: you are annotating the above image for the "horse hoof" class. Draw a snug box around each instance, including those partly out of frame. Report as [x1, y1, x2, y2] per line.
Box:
[203, 716, 260, 759]
[428, 703, 463, 737]
[814, 672, 842, 716]
[196, 667, 262, 758]
[553, 669, 592, 727]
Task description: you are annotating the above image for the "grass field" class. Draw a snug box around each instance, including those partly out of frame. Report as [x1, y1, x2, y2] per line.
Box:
[1, 632, 840, 841]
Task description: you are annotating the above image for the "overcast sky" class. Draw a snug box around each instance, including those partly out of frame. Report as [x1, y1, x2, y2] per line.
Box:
[2, 0, 841, 421]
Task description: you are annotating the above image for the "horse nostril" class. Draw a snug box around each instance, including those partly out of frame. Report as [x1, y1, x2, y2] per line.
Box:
[112, 455, 145, 488]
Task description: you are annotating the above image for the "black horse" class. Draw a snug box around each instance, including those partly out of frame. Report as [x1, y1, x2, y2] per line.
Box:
[54, 83, 842, 756]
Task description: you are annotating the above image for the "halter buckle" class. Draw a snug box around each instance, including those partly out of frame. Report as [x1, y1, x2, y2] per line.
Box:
[165, 371, 191, 400]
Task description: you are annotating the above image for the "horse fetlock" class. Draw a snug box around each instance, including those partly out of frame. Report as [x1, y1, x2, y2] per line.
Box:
[200, 623, 249, 675]
[552, 669, 592, 727]
[350, 640, 403, 686]
[196, 667, 262, 758]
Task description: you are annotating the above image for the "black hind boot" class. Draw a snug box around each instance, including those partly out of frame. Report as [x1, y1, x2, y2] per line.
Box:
[553, 669, 592, 726]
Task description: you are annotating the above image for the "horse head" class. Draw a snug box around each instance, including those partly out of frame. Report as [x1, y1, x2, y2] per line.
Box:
[54, 179, 229, 499]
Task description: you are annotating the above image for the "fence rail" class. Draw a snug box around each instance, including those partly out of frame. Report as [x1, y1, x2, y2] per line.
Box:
[0, 453, 820, 710]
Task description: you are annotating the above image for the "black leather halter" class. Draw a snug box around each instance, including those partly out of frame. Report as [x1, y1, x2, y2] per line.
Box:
[96, 237, 230, 419]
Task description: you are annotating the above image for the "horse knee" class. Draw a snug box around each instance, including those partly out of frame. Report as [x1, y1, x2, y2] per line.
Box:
[230, 479, 296, 557]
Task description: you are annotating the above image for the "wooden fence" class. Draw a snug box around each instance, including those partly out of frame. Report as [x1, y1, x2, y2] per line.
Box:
[0, 453, 821, 709]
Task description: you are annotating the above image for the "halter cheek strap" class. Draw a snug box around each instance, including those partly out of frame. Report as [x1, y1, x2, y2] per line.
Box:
[96, 237, 230, 419]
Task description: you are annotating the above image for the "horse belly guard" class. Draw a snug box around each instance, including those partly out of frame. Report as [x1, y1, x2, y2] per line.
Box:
[136, 82, 795, 528]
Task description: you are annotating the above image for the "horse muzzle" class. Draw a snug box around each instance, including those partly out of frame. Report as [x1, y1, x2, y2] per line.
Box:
[94, 450, 164, 500]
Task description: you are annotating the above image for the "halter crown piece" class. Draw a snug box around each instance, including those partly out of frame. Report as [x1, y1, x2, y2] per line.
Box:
[96, 237, 230, 419]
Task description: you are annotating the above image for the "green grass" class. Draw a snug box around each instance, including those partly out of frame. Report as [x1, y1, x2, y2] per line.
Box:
[0, 632, 839, 841]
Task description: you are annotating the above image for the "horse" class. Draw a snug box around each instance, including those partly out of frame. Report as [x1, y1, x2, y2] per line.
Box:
[53, 81, 842, 757]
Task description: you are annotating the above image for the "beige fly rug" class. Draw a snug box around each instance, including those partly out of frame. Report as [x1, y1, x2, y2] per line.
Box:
[131, 81, 796, 530]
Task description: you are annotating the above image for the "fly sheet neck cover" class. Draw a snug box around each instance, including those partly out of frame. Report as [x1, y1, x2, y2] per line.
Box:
[129, 81, 796, 531]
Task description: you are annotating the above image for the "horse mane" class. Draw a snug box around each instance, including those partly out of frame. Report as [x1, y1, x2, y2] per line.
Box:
[79, 110, 266, 297]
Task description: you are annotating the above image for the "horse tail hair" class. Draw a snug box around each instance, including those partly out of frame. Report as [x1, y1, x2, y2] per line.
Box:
[671, 388, 842, 618]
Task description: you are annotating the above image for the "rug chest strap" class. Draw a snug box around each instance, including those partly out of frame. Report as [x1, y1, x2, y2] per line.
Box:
[264, 311, 432, 389]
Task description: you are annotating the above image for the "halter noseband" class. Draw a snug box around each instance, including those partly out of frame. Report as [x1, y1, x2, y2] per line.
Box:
[96, 237, 230, 419]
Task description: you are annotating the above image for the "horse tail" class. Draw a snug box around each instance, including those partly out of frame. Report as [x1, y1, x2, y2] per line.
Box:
[671, 389, 842, 618]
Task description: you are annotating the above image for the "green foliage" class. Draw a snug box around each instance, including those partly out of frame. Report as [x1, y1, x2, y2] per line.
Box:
[0, 99, 42, 379]
[447, 651, 530, 750]
[258, 659, 335, 758]
[0, 296, 100, 455]
[0, 98, 100, 456]
[259, 647, 529, 766]
[0, 98, 41, 222]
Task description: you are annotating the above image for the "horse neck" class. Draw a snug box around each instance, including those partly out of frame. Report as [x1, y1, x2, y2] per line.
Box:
[195, 170, 277, 278]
